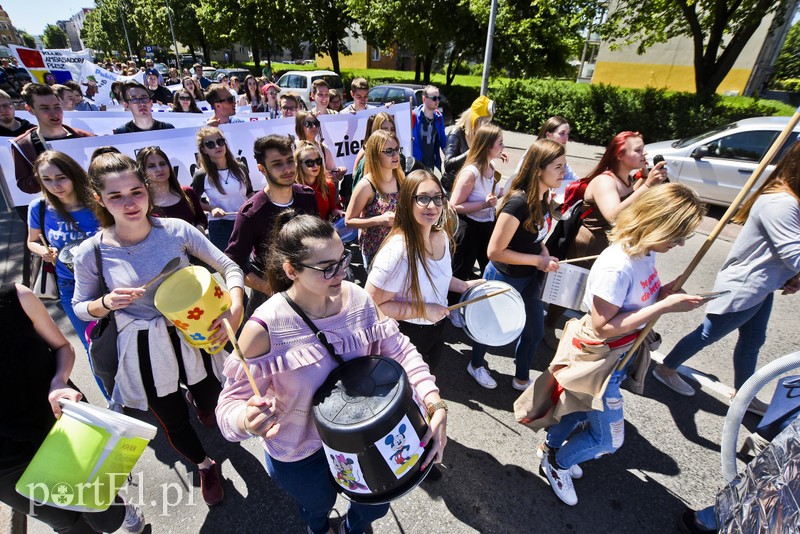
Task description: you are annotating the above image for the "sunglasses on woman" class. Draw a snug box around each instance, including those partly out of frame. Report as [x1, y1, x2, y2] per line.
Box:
[203, 138, 226, 149]
[178, 96, 192, 101]
[303, 157, 323, 168]
[298, 249, 352, 279]
[381, 147, 400, 157]
[304, 120, 320, 129]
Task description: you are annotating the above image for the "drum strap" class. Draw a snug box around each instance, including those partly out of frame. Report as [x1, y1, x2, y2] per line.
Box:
[281, 292, 345, 367]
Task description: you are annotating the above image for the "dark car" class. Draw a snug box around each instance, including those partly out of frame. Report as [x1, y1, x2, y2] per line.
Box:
[210, 68, 251, 83]
[366, 84, 453, 125]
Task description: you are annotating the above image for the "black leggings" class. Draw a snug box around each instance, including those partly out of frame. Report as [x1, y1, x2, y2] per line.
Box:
[137, 328, 221, 465]
[398, 320, 446, 372]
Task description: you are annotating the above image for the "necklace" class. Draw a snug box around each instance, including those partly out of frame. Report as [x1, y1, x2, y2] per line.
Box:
[112, 228, 144, 254]
[221, 169, 232, 185]
[305, 297, 330, 319]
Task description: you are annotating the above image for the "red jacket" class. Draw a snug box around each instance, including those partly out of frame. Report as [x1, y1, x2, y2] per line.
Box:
[11, 125, 94, 194]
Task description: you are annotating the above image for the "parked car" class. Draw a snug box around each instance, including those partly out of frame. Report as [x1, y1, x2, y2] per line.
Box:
[153, 63, 169, 76]
[276, 70, 344, 109]
[210, 68, 251, 83]
[644, 116, 799, 207]
[201, 66, 216, 78]
[366, 84, 453, 125]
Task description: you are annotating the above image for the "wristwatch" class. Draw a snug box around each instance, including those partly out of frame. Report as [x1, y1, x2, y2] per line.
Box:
[427, 400, 448, 418]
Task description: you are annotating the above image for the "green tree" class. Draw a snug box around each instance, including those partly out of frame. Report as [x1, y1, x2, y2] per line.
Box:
[773, 22, 800, 81]
[82, 0, 144, 59]
[18, 31, 36, 49]
[300, 0, 355, 74]
[599, 0, 795, 97]
[42, 24, 69, 49]
[135, 0, 213, 65]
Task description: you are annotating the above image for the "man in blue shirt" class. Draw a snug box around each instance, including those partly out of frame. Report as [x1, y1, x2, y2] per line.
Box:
[411, 85, 447, 172]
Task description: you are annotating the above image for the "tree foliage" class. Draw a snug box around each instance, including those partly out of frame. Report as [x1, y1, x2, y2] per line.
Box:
[301, 0, 355, 74]
[773, 22, 800, 81]
[82, 0, 144, 58]
[18, 31, 36, 49]
[42, 24, 69, 49]
[599, 0, 795, 97]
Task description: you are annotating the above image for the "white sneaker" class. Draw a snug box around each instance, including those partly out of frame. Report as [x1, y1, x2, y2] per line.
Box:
[541, 452, 578, 506]
[652, 366, 696, 396]
[512, 378, 534, 391]
[537, 444, 582, 479]
[467, 363, 497, 389]
[118, 501, 145, 534]
[107, 402, 125, 414]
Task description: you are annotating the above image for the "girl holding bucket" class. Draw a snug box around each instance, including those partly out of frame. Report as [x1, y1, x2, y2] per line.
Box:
[72, 152, 245, 507]
[345, 129, 405, 268]
[653, 142, 800, 407]
[26, 151, 105, 395]
[137, 146, 207, 232]
[466, 140, 562, 390]
[449, 125, 505, 289]
[536, 184, 706, 506]
[366, 169, 483, 372]
[217, 211, 447, 534]
[0, 283, 144, 533]
[295, 140, 343, 221]
[191, 126, 252, 252]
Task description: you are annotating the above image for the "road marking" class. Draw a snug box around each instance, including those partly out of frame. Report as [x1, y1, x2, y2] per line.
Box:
[650, 351, 736, 399]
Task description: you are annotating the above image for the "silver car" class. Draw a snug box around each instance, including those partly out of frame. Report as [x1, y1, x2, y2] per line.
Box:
[644, 116, 799, 207]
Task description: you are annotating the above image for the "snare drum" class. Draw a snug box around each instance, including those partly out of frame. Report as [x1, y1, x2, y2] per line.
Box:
[459, 281, 525, 346]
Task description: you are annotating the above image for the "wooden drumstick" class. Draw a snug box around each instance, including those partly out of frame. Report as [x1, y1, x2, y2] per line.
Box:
[222, 318, 262, 397]
[446, 287, 511, 311]
[39, 235, 55, 264]
[492, 170, 502, 195]
[558, 255, 600, 264]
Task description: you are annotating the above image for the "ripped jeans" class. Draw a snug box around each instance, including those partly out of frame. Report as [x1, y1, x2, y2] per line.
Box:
[545, 367, 627, 469]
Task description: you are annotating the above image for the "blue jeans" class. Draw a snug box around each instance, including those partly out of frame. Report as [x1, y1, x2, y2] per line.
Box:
[264, 449, 390, 534]
[57, 278, 110, 401]
[546, 367, 627, 469]
[662, 293, 773, 390]
[470, 262, 544, 381]
[208, 219, 235, 252]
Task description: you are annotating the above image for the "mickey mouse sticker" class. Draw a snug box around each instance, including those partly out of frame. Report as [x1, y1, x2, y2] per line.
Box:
[375, 415, 423, 479]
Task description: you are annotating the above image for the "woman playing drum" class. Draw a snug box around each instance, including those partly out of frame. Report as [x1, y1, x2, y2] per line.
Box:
[72, 152, 244, 507]
[538, 183, 706, 506]
[366, 169, 483, 372]
[217, 211, 447, 534]
[466, 140, 562, 390]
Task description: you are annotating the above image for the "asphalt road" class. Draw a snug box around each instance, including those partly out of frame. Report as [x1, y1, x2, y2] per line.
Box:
[4, 130, 797, 533]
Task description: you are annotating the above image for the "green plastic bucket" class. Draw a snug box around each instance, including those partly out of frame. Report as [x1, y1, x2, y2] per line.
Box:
[15, 400, 157, 512]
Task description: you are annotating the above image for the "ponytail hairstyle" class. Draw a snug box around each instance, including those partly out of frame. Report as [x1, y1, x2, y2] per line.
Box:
[87, 152, 153, 227]
[267, 209, 337, 293]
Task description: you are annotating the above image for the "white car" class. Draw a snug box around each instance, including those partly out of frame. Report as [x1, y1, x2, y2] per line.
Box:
[645, 116, 799, 207]
[275, 70, 344, 110]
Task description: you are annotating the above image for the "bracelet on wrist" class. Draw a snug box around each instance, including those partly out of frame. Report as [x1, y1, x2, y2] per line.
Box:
[100, 294, 111, 310]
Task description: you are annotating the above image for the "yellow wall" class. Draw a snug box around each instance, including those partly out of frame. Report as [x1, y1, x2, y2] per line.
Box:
[592, 62, 753, 95]
[316, 52, 369, 70]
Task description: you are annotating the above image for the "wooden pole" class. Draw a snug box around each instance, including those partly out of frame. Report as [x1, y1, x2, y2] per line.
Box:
[616, 108, 800, 371]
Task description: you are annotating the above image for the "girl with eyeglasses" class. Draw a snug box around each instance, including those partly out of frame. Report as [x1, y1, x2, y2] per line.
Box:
[450, 124, 505, 293]
[217, 210, 447, 534]
[328, 89, 343, 112]
[464, 140, 562, 391]
[351, 112, 405, 192]
[238, 75, 262, 111]
[136, 146, 207, 232]
[295, 141, 342, 221]
[191, 127, 253, 251]
[366, 170, 482, 371]
[345, 129, 405, 268]
[294, 110, 346, 183]
[71, 152, 245, 507]
[171, 88, 202, 113]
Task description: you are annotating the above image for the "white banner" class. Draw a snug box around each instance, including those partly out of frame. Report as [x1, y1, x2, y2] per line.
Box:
[9, 45, 91, 85]
[3, 103, 412, 208]
[78, 61, 145, 108]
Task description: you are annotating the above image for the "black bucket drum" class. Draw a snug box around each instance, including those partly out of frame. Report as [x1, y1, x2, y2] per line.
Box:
[312, 356, 433, 504]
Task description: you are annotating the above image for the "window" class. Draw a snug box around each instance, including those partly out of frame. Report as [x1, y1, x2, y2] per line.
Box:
[704, 131, 778, 162]
[367, 87, 386, 102]
[370, 47, 380, 62]
[384, 87, 406, 105]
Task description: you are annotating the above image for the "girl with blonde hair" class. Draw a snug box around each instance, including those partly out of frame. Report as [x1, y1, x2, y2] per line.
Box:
[294, 141, 342, 220]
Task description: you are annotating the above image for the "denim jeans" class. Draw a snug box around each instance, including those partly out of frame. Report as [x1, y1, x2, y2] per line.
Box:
[546, 366, 627, 469]
[470, 262, 544, 381]
[662, 293, 773, 390]
[208, 219, 235, 252]
[264, 449, 389, 534]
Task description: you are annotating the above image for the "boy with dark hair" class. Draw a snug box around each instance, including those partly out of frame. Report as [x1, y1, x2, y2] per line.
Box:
[0, 89, 33, 137]
[342, 77, 371, 114]
[113, 81, 175, 134]
[203, 84, 245, 126]
[311, 79, 336, 115]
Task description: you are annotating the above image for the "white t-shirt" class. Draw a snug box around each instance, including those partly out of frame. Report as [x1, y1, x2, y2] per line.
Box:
[584, 243, 660, 326]
[367, 234, 452, 325]
[461, 164, 496, 222]
[203, 169, 249, 221]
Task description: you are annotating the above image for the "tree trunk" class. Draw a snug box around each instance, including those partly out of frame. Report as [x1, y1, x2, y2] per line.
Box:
[329, 36, 340, 74]
[199, 34, 211, 65]
[423, 51, 434, 84]
[252, 45, 261, 72]
[414, 56, 422, 83]
[445, 49, 464, 87]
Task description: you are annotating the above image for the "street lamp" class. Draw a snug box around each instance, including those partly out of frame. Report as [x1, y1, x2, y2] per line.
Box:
[118, 0, 133, 59]
[480, 0, 498, 96]
[164, 0, 181, 69]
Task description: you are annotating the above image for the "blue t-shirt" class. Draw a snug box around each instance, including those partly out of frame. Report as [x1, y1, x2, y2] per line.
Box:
[28, 197, 101, 280]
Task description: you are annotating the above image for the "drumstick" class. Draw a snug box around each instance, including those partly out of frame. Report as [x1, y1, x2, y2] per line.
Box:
[222, 318, 262, 397]
[446, 287, 511, 312]
[39, 235, 55, 264]
[492, 170, 502, 195]
[558, 255, 600, 264]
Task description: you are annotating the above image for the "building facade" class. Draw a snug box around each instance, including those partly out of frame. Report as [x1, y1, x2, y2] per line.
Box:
[0, 4, 21, 48]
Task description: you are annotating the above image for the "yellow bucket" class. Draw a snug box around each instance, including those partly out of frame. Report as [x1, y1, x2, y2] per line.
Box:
[16, 400, 157, 512]
[154, 266, 232, 354]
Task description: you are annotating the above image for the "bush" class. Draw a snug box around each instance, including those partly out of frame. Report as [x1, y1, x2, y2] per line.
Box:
[491, 79, 793, 145]
[772, 78, 800, 92]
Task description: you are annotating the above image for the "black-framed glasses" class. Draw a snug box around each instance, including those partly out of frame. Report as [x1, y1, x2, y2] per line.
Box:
[218, 96, 235, 104]
[127, 96, 151, 104]
[298, 249, 352, 279]
[178, 96, 192, 101]
[381, 147, 400, 157]
[281, 105, 297, 112]
[304, 120, 320, 128]
[203, 138, 226, 149]
[413, 194, 445, 207]
[303, 157, 323, 168]
[425, 94, 440, 101]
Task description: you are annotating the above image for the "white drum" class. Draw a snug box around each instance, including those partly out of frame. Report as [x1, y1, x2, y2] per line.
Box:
[459, 281, 525, 346]
[539, 263, 589, 311]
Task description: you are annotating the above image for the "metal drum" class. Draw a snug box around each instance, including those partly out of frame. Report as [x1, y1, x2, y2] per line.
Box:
[312, 356, 432, 504]
[539, 263, 589, 312]
[459, 281, 525, 346]
[57, 238, 88, 272]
